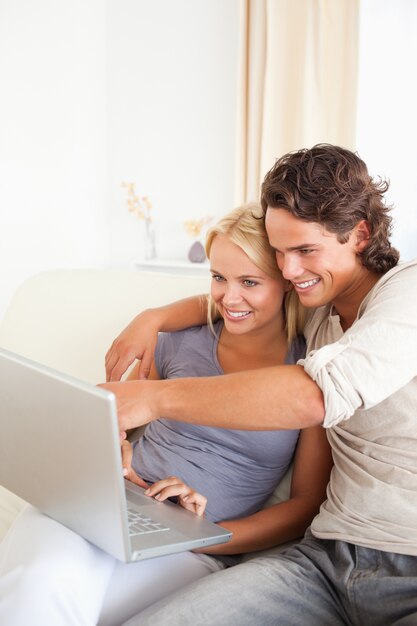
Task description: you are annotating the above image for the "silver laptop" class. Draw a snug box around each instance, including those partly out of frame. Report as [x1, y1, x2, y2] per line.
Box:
[0, 348, 231, 562]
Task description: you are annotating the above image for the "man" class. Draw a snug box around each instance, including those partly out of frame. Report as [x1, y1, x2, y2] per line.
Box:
[105, 144, 417, 625]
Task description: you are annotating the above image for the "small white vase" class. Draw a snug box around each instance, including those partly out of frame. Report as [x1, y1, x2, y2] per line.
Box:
[144, 218, 157, 260]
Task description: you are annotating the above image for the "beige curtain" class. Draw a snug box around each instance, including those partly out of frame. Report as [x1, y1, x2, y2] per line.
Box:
[235, 0, 360, 204]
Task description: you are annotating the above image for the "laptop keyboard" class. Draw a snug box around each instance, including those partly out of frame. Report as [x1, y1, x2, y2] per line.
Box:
[127, 507, 170, 536]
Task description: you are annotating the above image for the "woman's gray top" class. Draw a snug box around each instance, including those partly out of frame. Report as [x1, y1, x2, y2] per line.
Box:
[132, 320, 305, 524]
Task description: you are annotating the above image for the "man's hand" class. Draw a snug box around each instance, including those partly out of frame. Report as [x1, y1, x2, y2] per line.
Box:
[105, 310, 159, 382]
[100, 379, 159, 436]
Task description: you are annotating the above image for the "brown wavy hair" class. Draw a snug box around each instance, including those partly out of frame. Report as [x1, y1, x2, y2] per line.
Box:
[261, 144, 399, 274]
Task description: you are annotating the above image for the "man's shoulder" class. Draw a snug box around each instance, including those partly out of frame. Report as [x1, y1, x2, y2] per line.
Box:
[364, 258, 417, 304]
[378, 257, 417, 283]
[301, 260, 417, 347]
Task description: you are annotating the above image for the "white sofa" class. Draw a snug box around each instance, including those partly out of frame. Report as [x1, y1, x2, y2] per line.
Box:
[0, 268, 291, 547]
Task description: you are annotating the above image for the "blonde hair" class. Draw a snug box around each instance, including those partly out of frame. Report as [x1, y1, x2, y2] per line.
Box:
[205, 203, 305, 344]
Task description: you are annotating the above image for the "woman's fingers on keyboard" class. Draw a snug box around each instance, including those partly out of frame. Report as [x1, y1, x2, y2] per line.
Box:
[144, 477, 207, 516]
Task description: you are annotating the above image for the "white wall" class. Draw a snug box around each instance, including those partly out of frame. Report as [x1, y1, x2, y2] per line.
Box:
[2, 1, 415, 320]
[356, 0, 417, 261]
[106, 0, 239, 263]
[0, 0, 108, 318]
[0, 0, 239, 318]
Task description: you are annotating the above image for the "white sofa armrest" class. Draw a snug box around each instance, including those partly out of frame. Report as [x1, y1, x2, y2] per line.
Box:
[0, 269, 210, 383]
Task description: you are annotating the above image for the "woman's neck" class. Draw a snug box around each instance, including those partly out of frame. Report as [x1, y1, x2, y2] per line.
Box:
[216, 319, 288, 374]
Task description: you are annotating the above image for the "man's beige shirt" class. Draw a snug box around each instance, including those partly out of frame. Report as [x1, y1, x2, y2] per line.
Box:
[300, 259, 417, 555]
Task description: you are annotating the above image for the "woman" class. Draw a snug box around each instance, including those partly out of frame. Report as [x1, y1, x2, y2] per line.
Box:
[0, 205, 332, 626]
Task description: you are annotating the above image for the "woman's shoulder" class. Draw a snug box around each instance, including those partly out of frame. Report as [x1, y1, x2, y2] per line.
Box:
[155, 322, 222, 379]
[160, 321, 220, 344]
[157, 322, 221, 359]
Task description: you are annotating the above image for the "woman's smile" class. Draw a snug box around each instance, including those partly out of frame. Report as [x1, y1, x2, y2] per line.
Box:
[223, 308, 252, 321]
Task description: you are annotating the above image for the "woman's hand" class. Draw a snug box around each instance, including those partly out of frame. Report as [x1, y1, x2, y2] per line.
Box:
[144, 476, 207, 517]
[121, 440, 149, 489]
[121, 442, 206, 516]
[105, 309, 160, 382]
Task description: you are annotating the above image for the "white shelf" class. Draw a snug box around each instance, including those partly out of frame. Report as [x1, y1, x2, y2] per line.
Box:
[134, 258, 210, 276]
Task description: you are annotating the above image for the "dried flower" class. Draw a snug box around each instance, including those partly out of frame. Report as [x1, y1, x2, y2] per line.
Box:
[184, 216, 212, 238]
[122, 182, 153, 222]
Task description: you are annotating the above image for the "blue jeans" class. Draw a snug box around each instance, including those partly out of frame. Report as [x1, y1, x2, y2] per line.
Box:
[123, 531, 417, 626]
